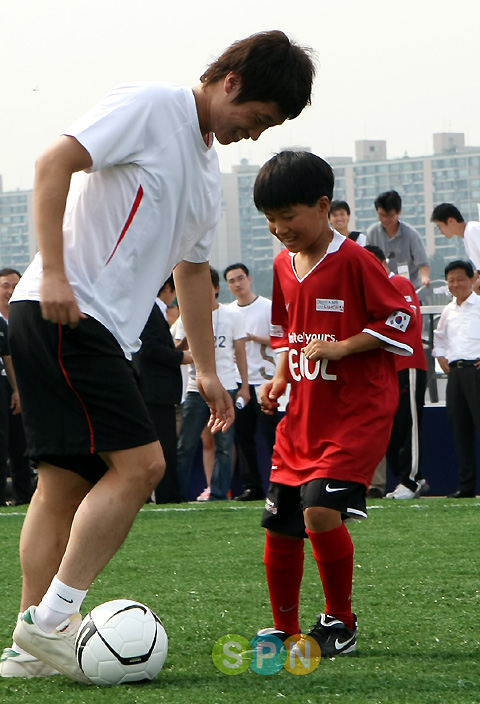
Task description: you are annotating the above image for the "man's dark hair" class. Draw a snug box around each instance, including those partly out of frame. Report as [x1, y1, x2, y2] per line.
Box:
[254, 151, 334, 213]
[445, 260, 474, 279]
[200, 31, 315, 120]
[431, 203, 464, 224]
[158, 274, 175, 296]
[365, 245, 387, 263]
[223, 263, 249, 280]
[374, 190, 402, 213]
[329, 200, 350, 216]
[0, 268, 21, 278]
[210, 266, 220, 289]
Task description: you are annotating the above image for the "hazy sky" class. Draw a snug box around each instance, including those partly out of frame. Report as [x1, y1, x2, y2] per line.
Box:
[2, 0, 479, 191]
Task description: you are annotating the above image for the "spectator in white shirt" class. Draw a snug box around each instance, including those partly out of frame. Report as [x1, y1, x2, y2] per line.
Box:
[431, 203, 480, 279]
[432, 260, 480, 498]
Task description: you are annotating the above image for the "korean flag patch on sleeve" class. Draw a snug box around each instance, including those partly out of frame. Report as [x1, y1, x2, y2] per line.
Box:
[385, 311, 411, 332]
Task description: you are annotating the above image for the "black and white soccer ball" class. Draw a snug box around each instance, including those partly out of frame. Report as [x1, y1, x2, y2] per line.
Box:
[75, 599, 168, 685]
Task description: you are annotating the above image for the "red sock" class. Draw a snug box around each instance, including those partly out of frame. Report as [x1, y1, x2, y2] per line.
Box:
[306, 524, 355, 630]
[263, 533, 304, 635]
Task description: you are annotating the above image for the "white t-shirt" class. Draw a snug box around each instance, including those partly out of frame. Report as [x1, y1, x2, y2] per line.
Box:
[464, 221, 480, 271]
[432, 291, 480, 362]
[228, 296, 276, 384]
[12, 82, 221, 359]
[175, 304, 246, 392]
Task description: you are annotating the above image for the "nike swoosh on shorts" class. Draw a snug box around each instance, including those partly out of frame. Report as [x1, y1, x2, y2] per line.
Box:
[325, 484, 348, 493]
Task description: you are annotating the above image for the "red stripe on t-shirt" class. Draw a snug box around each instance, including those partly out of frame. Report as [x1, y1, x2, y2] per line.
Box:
[105, 185, 144, 265]
[57, 324, 95, 454]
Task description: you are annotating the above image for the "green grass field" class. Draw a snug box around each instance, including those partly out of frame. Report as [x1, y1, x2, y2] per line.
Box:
[1, 498, 479, 703]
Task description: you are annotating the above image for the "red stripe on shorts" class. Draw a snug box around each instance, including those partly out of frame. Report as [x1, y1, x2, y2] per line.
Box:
[57, 324, 95, 454]
[105, 184, 144, 265]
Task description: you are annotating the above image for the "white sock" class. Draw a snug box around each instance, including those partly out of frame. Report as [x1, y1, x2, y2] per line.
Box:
[35, 576, 88, 633]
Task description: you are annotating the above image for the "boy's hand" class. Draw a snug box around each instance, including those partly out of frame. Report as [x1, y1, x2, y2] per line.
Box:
[302, 340, 346, 361]
[259, 378, 287, 415]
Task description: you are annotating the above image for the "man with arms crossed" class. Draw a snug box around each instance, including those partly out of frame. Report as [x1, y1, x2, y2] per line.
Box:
[1, 31, 315, 682]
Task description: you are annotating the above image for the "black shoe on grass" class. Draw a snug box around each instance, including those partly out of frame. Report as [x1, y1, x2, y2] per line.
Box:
[306, 613, 357, 657]
[255, 627, 293, 643]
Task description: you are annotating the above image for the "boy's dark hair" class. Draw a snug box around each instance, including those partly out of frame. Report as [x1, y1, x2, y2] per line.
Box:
[364, 245, 387, 263]
[374, 190, 402, 213]
[431, 203, 464, 224]
[223, 263, 249, 280]
[210, 266, 220, 289]
[200, 31, 315, 120]
[445, 260, 474, 279]
[0, 268, 21, 278]
[254, 151, 334, 213]
[329, 200, 350, 216]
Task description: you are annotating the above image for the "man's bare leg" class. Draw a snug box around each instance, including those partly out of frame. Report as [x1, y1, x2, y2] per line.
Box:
[19, 465, 92, 610]
[55, 441, 164, 591]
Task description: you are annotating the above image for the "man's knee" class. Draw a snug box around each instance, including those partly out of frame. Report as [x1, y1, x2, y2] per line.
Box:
[104, 444, 166, 493]
[144, 456, 165, 489]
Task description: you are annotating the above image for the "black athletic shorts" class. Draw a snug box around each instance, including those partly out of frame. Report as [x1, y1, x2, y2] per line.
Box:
[261, 478, 368, 538]
[8, 301, 158, 483]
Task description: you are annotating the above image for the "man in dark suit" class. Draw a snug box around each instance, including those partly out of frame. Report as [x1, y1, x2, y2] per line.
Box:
[134, 275, 192, 503]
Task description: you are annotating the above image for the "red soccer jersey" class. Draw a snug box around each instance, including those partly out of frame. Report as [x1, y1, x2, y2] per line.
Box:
[269, 234, 417, 488]
[389, 274, 427, 372]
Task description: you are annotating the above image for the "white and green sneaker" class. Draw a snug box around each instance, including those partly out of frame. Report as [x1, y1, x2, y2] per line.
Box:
[0, 647, 60, 678]
[13, 606, 90, 685]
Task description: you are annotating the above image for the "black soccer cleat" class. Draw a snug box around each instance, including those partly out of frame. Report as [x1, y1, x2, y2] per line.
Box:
[306, 613, 357, 657]
[255, 627, 294, 643]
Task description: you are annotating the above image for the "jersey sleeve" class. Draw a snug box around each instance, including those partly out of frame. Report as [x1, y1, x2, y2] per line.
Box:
[270, 258, 289, 353]
[64, 83, 166, 172]
[360, 256, 415, 356]
[182, 226, 216, 265]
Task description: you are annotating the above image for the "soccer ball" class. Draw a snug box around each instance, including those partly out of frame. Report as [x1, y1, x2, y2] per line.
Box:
[75, 599, 168, 685]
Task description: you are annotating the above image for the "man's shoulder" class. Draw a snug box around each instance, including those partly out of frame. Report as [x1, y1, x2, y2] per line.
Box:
[466, 221, 480, 235]
[256, 295, 272, 306]
[399, 220, 422, 239]
[366, 222, 383, 240]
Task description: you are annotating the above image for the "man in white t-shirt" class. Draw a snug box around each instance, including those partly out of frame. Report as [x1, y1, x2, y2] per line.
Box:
[175, 267, 249, 501]
[3, 31, 315, 682]
[224, 263, 281, 501]
[431, 203, 480, 279]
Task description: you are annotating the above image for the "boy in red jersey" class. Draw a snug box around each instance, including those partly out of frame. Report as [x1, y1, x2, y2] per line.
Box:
[254, 151, 416, 657]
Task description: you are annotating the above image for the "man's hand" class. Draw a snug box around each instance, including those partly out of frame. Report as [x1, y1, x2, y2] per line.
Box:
[196, 373, 235, 433]
[10, 390, 21, 415]
[437, 356, 450, 375]
[40, 272, 87, 327]
[235, 384, 251, 408]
